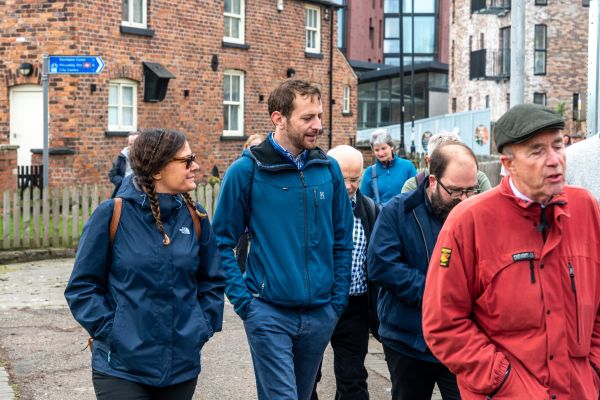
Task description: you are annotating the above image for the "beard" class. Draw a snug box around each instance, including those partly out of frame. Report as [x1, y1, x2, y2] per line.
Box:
[430, 188, 462, 221]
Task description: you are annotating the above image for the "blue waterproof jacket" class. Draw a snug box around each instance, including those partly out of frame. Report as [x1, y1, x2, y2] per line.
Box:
[212, 138, 354, 320]
[360, 155, 417, 206]
[64, 175, 225, 386]
[368, 177, 441, 361]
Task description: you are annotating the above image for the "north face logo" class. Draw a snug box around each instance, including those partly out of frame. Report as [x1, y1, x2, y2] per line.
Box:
[179, 226, 191, 235]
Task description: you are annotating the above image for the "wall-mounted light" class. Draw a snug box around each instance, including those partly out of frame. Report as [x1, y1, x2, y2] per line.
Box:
[286, 68, 296, 78]
[18, 62, 33, 77]
[324, 7, 330, 21]
[211, 55, 219, 72]
[277, 0, 284, 12]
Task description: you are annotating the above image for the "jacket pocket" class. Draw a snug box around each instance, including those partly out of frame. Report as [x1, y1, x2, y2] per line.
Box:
[486, 364, 511, 399]
[476, 252, 544, 332]
[566, 258, 594, 357]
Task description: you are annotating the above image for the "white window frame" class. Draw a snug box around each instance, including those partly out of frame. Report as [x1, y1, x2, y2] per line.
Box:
[305, 5, 321, 53]
[343, 85, 351, 113]
[122, 0, 148, 29]
[224, 0, 245, 44]
[108, 79, 138, 132]
[223, 70, 245, 137]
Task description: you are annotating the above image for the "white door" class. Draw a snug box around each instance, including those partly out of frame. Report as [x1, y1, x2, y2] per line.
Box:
[10, 85, 43, 166]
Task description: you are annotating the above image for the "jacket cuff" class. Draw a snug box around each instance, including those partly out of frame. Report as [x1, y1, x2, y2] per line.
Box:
[490, 357, 511, 393]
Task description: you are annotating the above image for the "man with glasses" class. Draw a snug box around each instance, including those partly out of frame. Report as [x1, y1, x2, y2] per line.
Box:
[368, 141, 478, 399]
[423, 104, 600, 399]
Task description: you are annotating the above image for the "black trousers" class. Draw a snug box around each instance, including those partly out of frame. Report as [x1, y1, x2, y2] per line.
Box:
[92, 370, 198, 400]
[311, 293, 370, 400]
[383, 345, 461, 400]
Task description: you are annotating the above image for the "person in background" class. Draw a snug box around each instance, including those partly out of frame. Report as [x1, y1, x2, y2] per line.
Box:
[423, 104, 600, 399]
[65, 128, 225, 400]
[235, 133, 266, 272]
[311, 145, 379, 400]
[568, 131, 585, 145]
[109, 132, 139, 198]
[369, 142, 478, 400]
[566, 132, 600, 201]
[212, 79, 354, 400]
[402, 132, 492, 193]
[360, 128, 417, 208]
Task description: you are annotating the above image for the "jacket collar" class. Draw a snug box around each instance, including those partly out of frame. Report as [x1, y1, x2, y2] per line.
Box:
[245, 133, 329, 170]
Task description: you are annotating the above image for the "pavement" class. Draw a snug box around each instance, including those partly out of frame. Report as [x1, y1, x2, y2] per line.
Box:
[0, 257, 442, 400]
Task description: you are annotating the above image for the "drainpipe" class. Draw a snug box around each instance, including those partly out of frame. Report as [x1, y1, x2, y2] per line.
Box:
[510, 0, 525, 107]
[328, 5, 334, 150]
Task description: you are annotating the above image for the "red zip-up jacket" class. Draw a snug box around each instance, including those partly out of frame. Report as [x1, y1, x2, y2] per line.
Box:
[423, 177, 600, 399]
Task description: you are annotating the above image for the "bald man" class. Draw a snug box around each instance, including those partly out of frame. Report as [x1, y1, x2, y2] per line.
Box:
[368, 142, 479, 400]
[311, 145, 379, 400]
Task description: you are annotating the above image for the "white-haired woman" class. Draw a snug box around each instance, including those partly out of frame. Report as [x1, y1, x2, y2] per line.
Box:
[360, 128, 416, 208]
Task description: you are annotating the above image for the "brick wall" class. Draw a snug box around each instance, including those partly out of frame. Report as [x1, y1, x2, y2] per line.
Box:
[0, 0, 357, 186]
[450, 1, 588, 134]
[0, 145, 18, 191]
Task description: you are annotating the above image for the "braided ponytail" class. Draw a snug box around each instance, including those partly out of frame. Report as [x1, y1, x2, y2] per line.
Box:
[181, 192, 207, 220]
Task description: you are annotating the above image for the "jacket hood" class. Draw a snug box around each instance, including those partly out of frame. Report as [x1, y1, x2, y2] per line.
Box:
[115, 174, 187, 221]
[243, 134, 329, 169]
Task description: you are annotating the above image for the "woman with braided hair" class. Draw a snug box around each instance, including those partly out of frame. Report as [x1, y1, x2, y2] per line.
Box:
[65, 128, 225, 400]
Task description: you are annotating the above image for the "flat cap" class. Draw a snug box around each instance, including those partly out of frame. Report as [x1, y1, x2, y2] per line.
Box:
[494, 104, 565, 152]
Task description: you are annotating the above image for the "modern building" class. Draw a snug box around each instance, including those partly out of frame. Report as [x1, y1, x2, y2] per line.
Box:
[337, 0, 450, 134]
[451, 0, 589, 134]
[0, 0, 357, 190]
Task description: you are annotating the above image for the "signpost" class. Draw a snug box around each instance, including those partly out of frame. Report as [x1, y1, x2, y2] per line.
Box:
[41, 54, 104, 187]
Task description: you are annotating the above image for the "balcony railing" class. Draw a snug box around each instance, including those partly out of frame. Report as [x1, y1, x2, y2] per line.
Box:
[470, 49, 510, 81]
[471, 0, 511, 15]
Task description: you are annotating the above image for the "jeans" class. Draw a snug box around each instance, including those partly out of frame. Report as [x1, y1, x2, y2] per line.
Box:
[311, 293, 370, 400]
[92, 370, 197, 400]
[243, 298, 339, 400]
[383, 345, 461, 400]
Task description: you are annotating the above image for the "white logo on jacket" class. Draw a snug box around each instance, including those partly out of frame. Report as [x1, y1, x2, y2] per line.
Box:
[179, 226, 191, 235]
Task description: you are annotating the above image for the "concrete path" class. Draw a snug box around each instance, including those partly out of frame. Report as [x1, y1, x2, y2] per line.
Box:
[0, 258, 442, 400]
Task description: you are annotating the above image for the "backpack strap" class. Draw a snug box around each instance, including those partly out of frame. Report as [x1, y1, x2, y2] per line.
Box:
[186, 202, 201, 239]
[415, 171, 426, 186]
[371, 165, 382, 208]
[109, 197, 122, 244]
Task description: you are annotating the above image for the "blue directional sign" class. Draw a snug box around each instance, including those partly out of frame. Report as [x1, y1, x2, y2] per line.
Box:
[48, 55, 105, 74]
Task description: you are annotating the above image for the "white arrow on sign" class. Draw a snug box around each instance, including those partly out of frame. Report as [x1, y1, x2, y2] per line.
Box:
[95, 56, 105, 73]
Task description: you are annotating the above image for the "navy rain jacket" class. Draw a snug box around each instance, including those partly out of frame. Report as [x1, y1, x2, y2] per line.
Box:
[212, 138, 354, 320]
[64, 175, 225, 386]
[368, 177, 442, 361]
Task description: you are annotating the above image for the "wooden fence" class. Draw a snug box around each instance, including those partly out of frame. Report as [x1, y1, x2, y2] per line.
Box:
[0, 183, 220, 251]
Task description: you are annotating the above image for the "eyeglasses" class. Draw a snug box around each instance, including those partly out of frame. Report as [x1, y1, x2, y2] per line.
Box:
[170, 153, 197, 169]
[436, 179, 480, 199]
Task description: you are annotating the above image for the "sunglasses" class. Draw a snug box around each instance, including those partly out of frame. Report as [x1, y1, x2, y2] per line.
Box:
[170, 153, 197, 169]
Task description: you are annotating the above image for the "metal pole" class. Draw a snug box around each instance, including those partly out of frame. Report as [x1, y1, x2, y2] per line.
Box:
[587, 0, 599, 136]
[42, 54, 49, 188]
[410, 3, 415, 147]
[399, 0, 405, 157]
[509, 0, 525, 107]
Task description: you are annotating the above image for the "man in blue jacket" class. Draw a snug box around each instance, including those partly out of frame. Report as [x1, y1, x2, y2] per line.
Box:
[368, 142, 479, 400]
[212, 79, 354, 400]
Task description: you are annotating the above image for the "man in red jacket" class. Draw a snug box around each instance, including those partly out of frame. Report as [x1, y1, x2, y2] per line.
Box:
[423, 104, 600, 400]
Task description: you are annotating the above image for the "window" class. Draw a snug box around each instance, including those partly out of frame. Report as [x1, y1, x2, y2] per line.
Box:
[224, 0, 245, 44]
[223, 70, 244, 136]
[583, 0, 590, 7]
[468, 96, 472, 111]
[108, 80, 137, 131]
[122, 0, 147, 28]
[343, 85, 351, 113]
[534, 25, 547, 75]
[451, 98, 457, 113]
[485, 95, 490, 108]
[500, 27, 511, 76]
[306, 6, 321, 53]
[533, 92, 547, 106]
[535, 0, 547, 4]
[573, 93, 581, 120]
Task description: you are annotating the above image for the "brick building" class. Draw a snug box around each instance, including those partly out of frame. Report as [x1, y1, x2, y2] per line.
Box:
[0, 0, 357, 190]
[451, 0, 589, 134]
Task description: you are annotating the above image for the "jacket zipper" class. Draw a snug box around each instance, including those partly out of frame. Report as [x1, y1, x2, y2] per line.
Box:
[486, 364, 511, 400]
[300, 171, 311, 302]
[569, 261, 580, 343]
[412, 210, 430, 264]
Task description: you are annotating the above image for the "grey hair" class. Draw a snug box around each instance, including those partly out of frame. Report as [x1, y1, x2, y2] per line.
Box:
[427, 131, 462, 157]
[370, 128, 394, 148]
